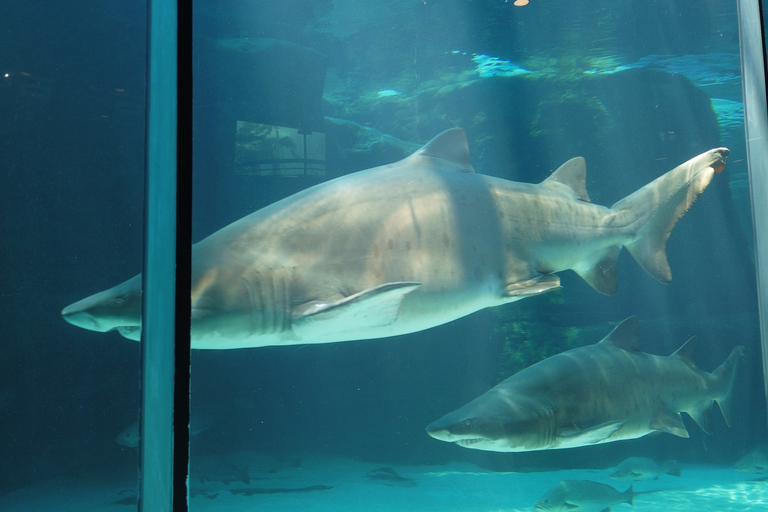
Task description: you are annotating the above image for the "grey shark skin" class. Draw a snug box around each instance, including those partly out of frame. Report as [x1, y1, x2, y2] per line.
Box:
[426, 316, 745, 452]
[61, 129, 729, 349]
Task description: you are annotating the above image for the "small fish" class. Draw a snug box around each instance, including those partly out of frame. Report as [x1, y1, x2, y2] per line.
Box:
[610, 457, 681, 481]
[535, 480, 633, 512]
[367, 467, 417, 487]
[115, 421, 140, 447]
[734, 443, 768, 473]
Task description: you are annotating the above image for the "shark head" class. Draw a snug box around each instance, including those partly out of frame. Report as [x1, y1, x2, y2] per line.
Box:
[61, 274, 142, 341]
[425, 389, 554, 452]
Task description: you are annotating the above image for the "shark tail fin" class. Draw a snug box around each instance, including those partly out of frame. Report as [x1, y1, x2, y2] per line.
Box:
[611, 148, 729, 283]
[712, 345, 746, 426]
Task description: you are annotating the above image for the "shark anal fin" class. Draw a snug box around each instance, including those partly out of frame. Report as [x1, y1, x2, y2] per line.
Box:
[504, 274, 561, 299]
[560, 420, 625, 444]
[687, 400, 714, 434]
[293, 282, 421, 337]
[651, 411, 689, 438]
[573, 246, 621, 295]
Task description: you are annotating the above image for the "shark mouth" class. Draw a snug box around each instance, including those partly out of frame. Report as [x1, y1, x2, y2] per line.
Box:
[455, 438, 485, 447]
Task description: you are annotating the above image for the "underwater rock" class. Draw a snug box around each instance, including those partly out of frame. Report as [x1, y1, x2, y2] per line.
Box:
[335, 67, 720, 193]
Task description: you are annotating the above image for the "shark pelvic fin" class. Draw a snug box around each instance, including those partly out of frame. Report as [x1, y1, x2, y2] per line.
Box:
[414, 128, 475, 173]
[292, 282, 421, 337]
[651, 411, 689, 438]
[541, 156, 590, 202]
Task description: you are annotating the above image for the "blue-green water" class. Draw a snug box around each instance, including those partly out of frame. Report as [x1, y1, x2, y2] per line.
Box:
[0, 1, 765, 510]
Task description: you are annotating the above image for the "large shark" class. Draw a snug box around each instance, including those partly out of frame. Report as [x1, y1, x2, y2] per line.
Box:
[61, 129, 729, 349]
[425, 316, 745, 452]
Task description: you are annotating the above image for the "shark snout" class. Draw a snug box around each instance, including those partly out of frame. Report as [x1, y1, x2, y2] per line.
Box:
[61, 302, 114, 332]
[425, 423, 453, 442]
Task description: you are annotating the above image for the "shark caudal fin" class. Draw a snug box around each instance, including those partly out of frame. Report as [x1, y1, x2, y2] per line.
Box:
[611, 148, 729, 283]
[712, 345, 747, 426]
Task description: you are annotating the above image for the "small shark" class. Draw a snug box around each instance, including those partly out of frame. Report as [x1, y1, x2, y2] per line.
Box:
[61, 129, 729, 349]
[535, 480, 633, 512]
[609, 457, 681, 481]
[426, 316, 745, 452]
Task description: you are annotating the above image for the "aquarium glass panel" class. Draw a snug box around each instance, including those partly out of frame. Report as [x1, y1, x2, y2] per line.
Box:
[4, 1, 766, 511]
[0, 1, 148, 509]
[181, 1, 767, 511]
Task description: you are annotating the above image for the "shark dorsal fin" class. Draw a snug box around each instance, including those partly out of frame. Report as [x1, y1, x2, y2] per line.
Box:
[415, 128, 475, 173]
[541, 157, 590, 202]
[671, 336, 698, 366]
[599, 316, 641, 352]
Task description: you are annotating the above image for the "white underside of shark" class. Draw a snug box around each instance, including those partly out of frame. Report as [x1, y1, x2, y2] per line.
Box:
[61, 128, 729, 349]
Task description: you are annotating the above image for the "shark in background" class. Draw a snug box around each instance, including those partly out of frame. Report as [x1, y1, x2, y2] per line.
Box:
[426, 316, 745, 452]
[61, 129, 729, 349]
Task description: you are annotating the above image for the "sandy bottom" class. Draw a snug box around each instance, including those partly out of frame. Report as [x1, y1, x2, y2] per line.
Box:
[1, 455, 766, 511]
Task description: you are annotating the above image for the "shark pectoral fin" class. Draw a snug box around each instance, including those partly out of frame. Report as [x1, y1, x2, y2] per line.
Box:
[503, 274, 561, 299]
[292, 282, 421, 337]
[560, 420, 625, 444]
[117, 326, 142, 341]
[573, 246, 621, 295]
[651, 412, 689, 438]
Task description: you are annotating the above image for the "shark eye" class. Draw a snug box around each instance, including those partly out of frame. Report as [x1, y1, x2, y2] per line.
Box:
[114, 297, 125, 305]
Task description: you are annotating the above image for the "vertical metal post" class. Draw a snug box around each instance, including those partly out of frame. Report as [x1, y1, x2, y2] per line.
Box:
[738, 0, 768, 423]
[139, 0, 191, 510]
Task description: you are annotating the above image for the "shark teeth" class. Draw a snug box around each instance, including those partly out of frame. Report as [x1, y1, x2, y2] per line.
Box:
[456, 438, 484, 446]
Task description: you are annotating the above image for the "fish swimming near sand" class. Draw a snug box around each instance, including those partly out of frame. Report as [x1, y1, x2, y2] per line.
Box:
[734, 443, 768, 473]
[61, 129, 729, 349]
[609, 457, 681, 481]
[426, 316, 745, 452]
[535, 480, 633, 512]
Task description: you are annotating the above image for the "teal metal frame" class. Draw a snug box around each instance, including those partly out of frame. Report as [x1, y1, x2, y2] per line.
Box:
[139, 0, 192, 510]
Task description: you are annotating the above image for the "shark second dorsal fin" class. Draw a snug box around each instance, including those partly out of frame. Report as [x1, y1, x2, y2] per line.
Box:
[599, 316, 641, 352]
[541, 157, 590, 202]
[671, 336, 698, 367]
[415, 128, 475, 173]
